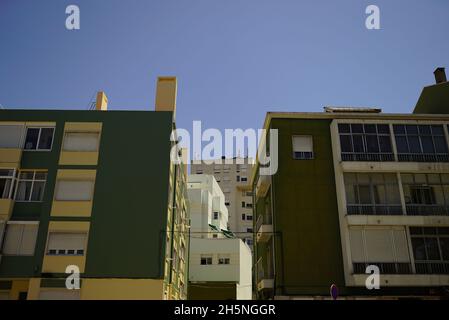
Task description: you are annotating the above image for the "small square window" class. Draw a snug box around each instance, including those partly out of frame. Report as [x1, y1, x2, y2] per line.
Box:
[292, 135, 313, 160]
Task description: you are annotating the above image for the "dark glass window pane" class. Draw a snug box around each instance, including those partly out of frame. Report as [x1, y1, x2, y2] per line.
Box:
[31, 181, 45, 201]
[393, 125, 406, 134]
[418, 125, 431, 135]
[358, 185, 372, 204]
[351, 124, 363, 133]
[425, 238, 441, 260]
[431, 125, 444, 135]
[439, 237, 449, 260]
[423, 227, 437, 235]
[408, 136, 421, 153]
[338, 124, 350, 133]
[352, 135, 364, 152]
[409, 227, 423, 235]
[379, 136, 392, 153]
[340, 135, 353, 152]
[366, 135, 379, 153]
[434, 136, 448, 153]
[438, 227, 449, 235]
[364, 124, 376, 133]
[377, 124, 390, 134]
[24, 128, 39, 150]
[38, 128, 54, 150]
[15, 181, 32, 201]
[412, 238, 427, 260]
[406, 125, 418, 134]
[421, 136, 435, 153]
[395, 136, 408, 153]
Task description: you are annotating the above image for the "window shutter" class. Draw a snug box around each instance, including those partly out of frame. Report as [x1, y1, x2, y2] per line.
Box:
[292, 136, 313, 152]
[47, 233, 86, 251]
[63, 132, 99, 152]
[0, 125, 24, 148]
[2, 224, 22, 255]
[392, 228, 410, 262]
[364, 229, 395, 262]
[19, 224, 38, 255]
[349, 227, 365, 262]
[55, 180, 94, 201]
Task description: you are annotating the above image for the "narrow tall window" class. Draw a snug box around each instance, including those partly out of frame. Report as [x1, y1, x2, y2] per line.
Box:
[0, 169, 15, 199]
[292, 135, 313, 159]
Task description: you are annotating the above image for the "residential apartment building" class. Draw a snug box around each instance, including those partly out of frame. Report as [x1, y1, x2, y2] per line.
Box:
[252, 68, 449, 299]
[0, 77, 190, 300]
[187, 174, 252, 299]
[191, 158, 255, 249]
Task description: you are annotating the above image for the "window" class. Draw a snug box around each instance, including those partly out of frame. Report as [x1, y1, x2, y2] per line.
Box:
[218, 255, 230, 265]
[394, 124, 449, 162]
[15, 171, 47, 202]
[241, 214, 245, 220]
[0, 169, 15, 199]
[349, 226, 411, 274]
[246, 203, 253, 208]
[246, 215, 253, 221]
[241, 201, 245, 208]
[63, 132, 100, 152]
[339, 123, 393, 161]
[55, 180, 94, 201]
[292, 135, 313, 159]
[200, 255, 213, 265]
[225, 201, 230, 206]
[410, 227, 449, 274]
[46, 232, 87, 256]
[344, 173, 402, 215]
[241, 177, 248, 182]
[212, 234, 218, 239]
[2, 222, 39, 256]
[213, 212, 219, 220]
[236, 176, 240, 182]
[246, 191, 253, 197]
[246, 239, 253, 246]
[247, 228, 253, 233]
[24, 127, 54, 151]
[196, 170, 203, 174]
[0, 124, 24, 148]
[402, 173, 449, 216]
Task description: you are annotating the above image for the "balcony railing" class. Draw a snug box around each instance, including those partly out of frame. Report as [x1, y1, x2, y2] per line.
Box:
[353, 262, 413, 274]
[347, 205, 403, 216]
[397, 153, 449, 162]
[406, 205, 449, 216]
[415, 262, 449, 274]
[256, 213, 273, 232]
[341, 153, 394, 162]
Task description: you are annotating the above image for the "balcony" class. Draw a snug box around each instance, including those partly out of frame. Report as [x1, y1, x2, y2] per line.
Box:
[256, 175, 270, 198]
[341, 152, 394, 162]
[256, 214, 273, 243]
[353, 262, 413, 274]
[415, 262, 449, 274]
[406, 205, 449, 216]
[256, 258, 274, 291]
[397, 153, 449, 162]
[347, 205, 403, 216]
[0, 148, 23, 167]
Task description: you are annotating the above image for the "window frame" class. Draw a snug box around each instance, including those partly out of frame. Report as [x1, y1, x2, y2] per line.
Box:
[292, 135, 314, 160]
[14, 170, 47, 203]
[2, 221, 39, 256]
[0, 168, 17, 200]
[23, 127, 55, 152]
[45, 231, 88, 256]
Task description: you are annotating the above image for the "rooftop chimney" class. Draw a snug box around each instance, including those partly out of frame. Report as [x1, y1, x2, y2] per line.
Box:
[155, 77, 177, 120]
[434, 67, 447, 84]
[95, 91, 108, 111]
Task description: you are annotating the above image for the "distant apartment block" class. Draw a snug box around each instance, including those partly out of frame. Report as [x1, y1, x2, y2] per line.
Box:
[0, 77, 190, 300]
[187, 174, 252, 300]
[191, 158, 255, 250]
[252, 68, 449, 299]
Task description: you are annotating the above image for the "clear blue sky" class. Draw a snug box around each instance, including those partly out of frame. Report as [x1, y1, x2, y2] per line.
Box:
[1, 0, 448, 143]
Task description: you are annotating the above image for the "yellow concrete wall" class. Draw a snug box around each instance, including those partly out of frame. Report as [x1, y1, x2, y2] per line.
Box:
[0, 149, 22, 167]
[80, 279, 164, 300]
[155, 77, 177, 113]
[27, 278, 41, 300]
[0, 198, 14, 221]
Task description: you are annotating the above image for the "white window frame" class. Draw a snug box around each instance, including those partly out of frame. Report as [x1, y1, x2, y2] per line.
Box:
[23, 127, 55, 152]
[14, 170, 47, 203]
[0, 168, 17, 200]
[292, 135, 314, 160]
[218, 254, 231, 265]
